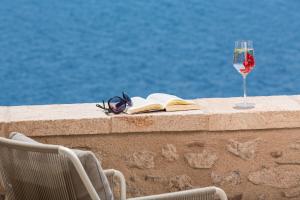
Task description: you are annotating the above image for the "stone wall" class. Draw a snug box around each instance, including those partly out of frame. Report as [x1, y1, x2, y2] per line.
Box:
[1, 95, 300, 200]
[34, 129, 300, 200]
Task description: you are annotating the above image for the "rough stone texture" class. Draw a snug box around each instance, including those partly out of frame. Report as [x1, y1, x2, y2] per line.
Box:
[257, 194, 267, 200]
[275, 150, 300, 165]
[248, 166, 300, 188]
[127, 182, 144, 197]
[0, 123, 8, 137]
[127, 151, 156, 169]
[211, 172, 222, 185]
[282, 187, 300, 198]
[184, 150, 218, 169]
[211, 170, 241, 186]
[111, 111, 208, 133]
[161, 144, 179, 162]
[228, 193, 243, 200]
[223, 171, 241, 185]
[168, 175, 193, 192]
[145, 175, 166, 183]
[129, 174, 138, 182]
[270, 151, 283, 158]
[288, 141, 300, 150]
[186, 141, 205, 148]
[276, 160, 300, 165]
[227, 139, 260, 160]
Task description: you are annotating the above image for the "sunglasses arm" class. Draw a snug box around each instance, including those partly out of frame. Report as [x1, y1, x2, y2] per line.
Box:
[96, 101, 109, 111]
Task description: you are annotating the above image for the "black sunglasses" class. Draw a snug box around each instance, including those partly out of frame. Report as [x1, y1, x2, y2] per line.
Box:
[96, 92, 132, 114]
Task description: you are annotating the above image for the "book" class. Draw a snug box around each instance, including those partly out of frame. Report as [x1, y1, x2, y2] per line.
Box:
[126, 93, 201, 114]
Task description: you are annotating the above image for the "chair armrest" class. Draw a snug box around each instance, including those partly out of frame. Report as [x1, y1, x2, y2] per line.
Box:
[215, 187, 228, 200]
[104, 169, 127, 200]
[127, 187, 227, 200]
[102, 169, 227, 200]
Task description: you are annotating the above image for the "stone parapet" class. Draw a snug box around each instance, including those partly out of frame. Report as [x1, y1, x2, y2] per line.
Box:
[1, 95, 300, 136]
[1, 95, 300, 199]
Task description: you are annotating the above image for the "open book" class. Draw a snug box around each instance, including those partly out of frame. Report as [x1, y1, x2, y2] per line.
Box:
[126, 93, 201, 114]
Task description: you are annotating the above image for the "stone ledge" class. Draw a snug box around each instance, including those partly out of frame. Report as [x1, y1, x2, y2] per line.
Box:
[111, 110, 208, 133]
[1, 95, 300, 136]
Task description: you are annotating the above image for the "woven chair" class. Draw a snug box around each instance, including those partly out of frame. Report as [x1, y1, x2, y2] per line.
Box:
[0, 137, 227, 200]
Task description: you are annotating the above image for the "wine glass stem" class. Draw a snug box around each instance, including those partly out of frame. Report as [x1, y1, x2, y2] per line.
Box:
[243, 75, 247, 104]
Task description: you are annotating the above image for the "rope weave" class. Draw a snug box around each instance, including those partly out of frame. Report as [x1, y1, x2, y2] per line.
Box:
[0, 146, 83, 200]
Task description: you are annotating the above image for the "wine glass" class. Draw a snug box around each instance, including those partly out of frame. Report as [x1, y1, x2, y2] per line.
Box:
[233, 40, 255, 109]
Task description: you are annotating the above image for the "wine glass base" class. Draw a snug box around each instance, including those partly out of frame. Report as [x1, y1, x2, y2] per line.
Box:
[234, 102, 255, 109]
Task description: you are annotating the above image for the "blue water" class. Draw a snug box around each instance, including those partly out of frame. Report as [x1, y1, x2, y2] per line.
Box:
[1, 0, 300, 106]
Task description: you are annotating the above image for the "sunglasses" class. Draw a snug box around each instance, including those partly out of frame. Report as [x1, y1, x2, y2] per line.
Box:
[96, 92, 132, 114]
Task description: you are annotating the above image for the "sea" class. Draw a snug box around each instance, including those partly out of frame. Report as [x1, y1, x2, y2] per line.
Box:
[1, 0, 300, 106]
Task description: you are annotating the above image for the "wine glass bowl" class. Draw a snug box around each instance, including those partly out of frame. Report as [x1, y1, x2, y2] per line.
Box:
[233, 40, 255, 109]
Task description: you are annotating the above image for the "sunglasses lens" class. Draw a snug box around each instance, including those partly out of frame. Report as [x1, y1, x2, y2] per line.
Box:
[108, 97, 126, 113]
[123, 93, 132, 106]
